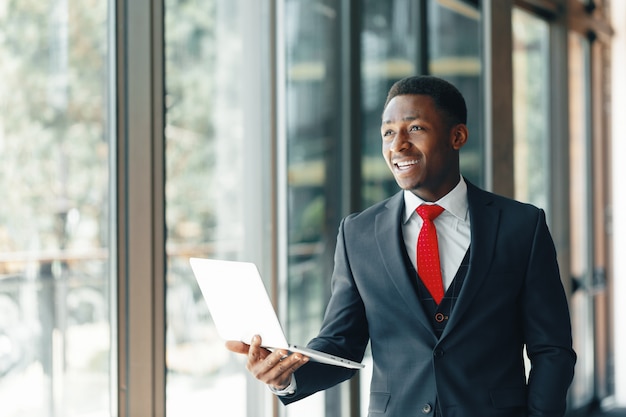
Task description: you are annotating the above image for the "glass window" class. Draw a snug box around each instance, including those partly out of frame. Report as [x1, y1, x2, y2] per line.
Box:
[164, 1, 272, 416]
[428, 0, 483, 187]
[568, 31, 595, 410]
[0, 1, 115, 416]
[511, 7, 551, 381]
[282, 0, 346, 415]
[512, 8, 550, 213]
[360, 0, 420, 208]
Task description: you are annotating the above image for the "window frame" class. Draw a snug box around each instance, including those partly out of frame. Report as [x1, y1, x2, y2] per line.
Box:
[115, 0, 166, 415]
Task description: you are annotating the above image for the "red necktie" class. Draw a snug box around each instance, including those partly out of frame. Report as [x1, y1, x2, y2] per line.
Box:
[416, 204, 445, 304]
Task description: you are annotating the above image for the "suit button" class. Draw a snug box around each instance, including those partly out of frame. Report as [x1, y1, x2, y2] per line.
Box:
[421, 403, 433, 413]
[433, 349, 444, 358]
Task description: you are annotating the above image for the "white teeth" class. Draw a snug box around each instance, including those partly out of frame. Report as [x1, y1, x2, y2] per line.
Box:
[396, 160, 418, 167]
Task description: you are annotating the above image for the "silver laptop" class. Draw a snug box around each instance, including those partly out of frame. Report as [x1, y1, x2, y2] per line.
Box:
[189, 257, 364, 369]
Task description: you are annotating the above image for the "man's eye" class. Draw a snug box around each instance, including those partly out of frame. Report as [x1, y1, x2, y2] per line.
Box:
[410, 125, 422, 131]
[382, 130, 393, 137]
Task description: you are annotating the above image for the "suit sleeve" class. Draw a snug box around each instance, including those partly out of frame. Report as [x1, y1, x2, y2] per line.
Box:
[523, 209, 577, 416]
[280, 217, 369, 405]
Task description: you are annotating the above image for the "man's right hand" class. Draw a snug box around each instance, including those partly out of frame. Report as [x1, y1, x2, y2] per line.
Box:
[225, 335, 309, 390]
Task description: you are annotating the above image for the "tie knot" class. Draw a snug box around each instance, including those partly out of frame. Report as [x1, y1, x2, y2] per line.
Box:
[416, 204, 444, 221]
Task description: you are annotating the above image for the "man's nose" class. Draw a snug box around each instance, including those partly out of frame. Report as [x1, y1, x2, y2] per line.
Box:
[390, 131, 410, 152]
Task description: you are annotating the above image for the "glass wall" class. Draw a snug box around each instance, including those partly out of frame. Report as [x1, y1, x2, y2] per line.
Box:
[568, 32, 595, 410]
[512, 8, 550, 214]
[360, 0, 419, 207]
[511, 6, 551, 383]
[164, 1, 273, 416]
[428, 0, 483, 187]
[282, 0, 347, 415]
[612, 0, 626, 405]
[0, 1, 114, 416]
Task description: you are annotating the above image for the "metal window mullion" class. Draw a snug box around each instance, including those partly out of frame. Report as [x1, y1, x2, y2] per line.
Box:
[339, 0, 362, 416]
[582, 38, 594, 288]
[341, 0, 362, 218]
[482, 0, 514, 196]
[547, 9, 573, 296]
[116, 0, 165, 416]
[417, 0, 429, 75]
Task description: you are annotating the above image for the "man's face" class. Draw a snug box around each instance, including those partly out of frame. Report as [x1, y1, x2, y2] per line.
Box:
[381, 94, 466, 201]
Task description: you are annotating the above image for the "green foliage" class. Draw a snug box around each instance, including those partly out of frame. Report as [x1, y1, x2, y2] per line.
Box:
[0, 0, 108, 253]
[0, 0, 223, 254]
[164, 0, 219, 245]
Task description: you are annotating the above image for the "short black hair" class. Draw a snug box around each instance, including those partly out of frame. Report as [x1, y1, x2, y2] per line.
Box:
[383, 75, 467, 126]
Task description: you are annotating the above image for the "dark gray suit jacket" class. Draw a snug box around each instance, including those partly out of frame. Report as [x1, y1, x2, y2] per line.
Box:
[281, 181, 576, 417]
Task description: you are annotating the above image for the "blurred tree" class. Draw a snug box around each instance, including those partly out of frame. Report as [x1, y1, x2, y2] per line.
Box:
[0, 0, 108, 258]
[164, 0, 218, 249]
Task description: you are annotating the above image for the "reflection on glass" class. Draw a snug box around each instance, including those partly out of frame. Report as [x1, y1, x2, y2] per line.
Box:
[360, 0, 419, 208]
[512, 8, 550, 213]
[283, 1, 345, 415]
[164, 1, 271, 416]
[568, 32, 595, 410]
[0, 1, 114, 416]
[428, 0, 483, 187]
[511, 7, 550, 381]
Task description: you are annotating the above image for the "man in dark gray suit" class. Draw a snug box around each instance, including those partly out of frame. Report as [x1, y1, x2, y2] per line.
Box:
[227, 75, 576, 416]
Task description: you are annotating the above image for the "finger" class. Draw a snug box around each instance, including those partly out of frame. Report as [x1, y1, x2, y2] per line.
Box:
[264, 354, 309, 389]
[249, 348, 287, 381]
[258, 352, 309, 388]
[225, 341, 249, 355]
[274, 353, 309, 378]
[248, 335, 265, 362]
[283, 353, 309, 373]
[262, 349, 288, 369]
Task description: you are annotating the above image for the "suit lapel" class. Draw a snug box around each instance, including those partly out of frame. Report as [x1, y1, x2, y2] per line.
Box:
[375, 192, 436, 338]
[440, 182, 500, 340]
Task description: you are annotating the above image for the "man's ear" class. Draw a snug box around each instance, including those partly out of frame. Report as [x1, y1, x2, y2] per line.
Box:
[451, 124, 468, 150]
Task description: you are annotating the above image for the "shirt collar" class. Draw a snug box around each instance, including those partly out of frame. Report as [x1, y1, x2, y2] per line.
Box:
[402, 176, 469, 224]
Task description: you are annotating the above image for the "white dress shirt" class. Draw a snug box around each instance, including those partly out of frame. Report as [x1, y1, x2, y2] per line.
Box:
[402, 177, 471, 291]
[269, 377, 297, 396]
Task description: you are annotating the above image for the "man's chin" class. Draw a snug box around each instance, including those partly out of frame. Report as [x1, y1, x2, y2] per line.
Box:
[395, 179, 421, 191]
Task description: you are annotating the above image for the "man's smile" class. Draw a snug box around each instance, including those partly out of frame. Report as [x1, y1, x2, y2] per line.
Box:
[393, 159, 420, 171]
